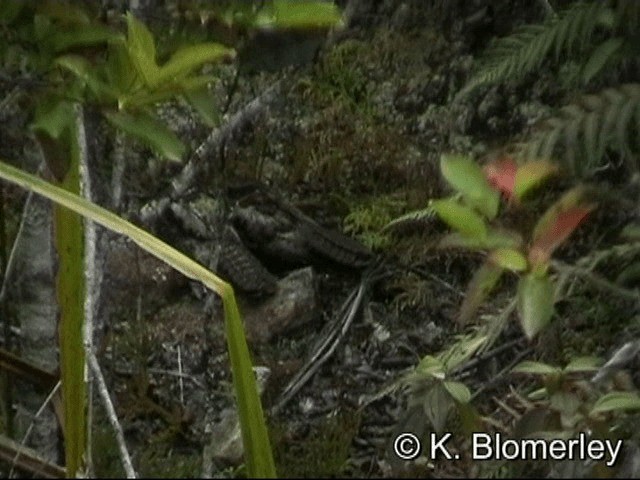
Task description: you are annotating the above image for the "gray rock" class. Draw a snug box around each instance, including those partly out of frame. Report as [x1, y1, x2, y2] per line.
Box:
[242, 267, 318, 344]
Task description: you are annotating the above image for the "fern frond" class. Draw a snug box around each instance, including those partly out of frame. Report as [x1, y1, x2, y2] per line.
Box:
[458, 1, 611, 99]
[383, 203, 437, 233]
[517, 83, 640, 173]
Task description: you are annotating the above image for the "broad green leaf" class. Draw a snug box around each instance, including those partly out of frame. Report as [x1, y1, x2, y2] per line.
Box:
[255, 0, 344, 29]
[458, 261, 504, 326]
[440, 154, 500, 219]
[0, 159, 277, 478]
[52, 24, 122, 52]
[416, 355, 446, 380]
[591, 391, 640, 414]
[31, 98, 75, 139]
[582, 37, 624, 84]
[432, 198, 488, 240]
[157, 43, 235, 85]
[125, 12, 159, 88]
[56, 55, 118, 102]
[517, 272, 555, 339]
[185, 89, 220, 128]
[564, 356, 602, 373]
[513, 159, 559, 200]
[103, 110, 185, 162]
[512, 361, 561, 376]
[423, 382, 454, 433]
[489, 248, 528, 271]
[549, 391, 582, 417]
[39, 1, 90, 25]
[105, 42, 141, 101]
[444, 381, 471, 404]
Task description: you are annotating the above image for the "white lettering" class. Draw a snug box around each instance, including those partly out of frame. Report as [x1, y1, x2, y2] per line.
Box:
[473, 433, 492, 460]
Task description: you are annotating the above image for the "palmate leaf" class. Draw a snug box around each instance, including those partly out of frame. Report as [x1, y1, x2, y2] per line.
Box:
[0, 159, 277, 478]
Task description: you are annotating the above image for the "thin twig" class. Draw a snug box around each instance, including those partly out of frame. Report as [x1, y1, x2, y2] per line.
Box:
[271, 279, 367, 414]
[552, 260, 640, 302]
[87, 351, 136, 479]
[177, 345, 184, 407]
[9, 381, 61, 479]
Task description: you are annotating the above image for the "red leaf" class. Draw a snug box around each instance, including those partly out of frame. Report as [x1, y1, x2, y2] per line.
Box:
[483, 156, 518, 199]
[529, 205, 593, 266]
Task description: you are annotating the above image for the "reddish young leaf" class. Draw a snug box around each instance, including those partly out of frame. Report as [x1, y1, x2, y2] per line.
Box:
[529, 205, 594, 267]
[483, 156, 518, 199]
[513, 159, 559, 201]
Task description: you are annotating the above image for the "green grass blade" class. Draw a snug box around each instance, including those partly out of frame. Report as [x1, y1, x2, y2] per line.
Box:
[0, 159, 276, 478]
[54, 126, 85, 478]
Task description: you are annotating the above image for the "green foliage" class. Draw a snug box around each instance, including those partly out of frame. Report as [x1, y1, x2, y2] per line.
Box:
[406, 154, 592, 338]
[512, 357, 640, 449]
[517, 83, 640, 173]
[458, 0, 640, 174]
[343, 195, 405, 250]
[0, 158, 278, 477]
[458, 1, 631, 98]
[271, 410, 359, 478]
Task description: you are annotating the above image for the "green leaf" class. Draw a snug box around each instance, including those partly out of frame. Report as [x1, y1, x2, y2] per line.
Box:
[255, 0, 344, 29]
[513, 159, 559, 200]
[125, 12, 159, 88]
[416, 355, 446, 380]
[512, 361, 561, 376]
[591, 391, 640, 414]
[440, 154, 500, 219]
[103, 110, 185, 162]
[423, 382, 454, 433]
[489, 248, 528, 271]
[56, 55, 118, 102]
[31, 98, 75, 139]
[157, 43, 235, 85]
[564, 356, 601, 373]
[517, 272, 555, 339]
[458, 261, 504, 326]
[105, 42, 140, 100]
[53, 117, 85, 478]
[432, 198, 488, 240]
[52, 24, 122, 52]
[438, 334, 487, 372]
[582, 38, 624, 84]
[184, 88, 220, 128]
[444, 381, 471, 404]
[0, 159, 277, 478]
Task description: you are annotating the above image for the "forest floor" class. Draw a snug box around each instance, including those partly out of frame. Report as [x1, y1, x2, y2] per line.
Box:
[3, 1, 637, 478]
